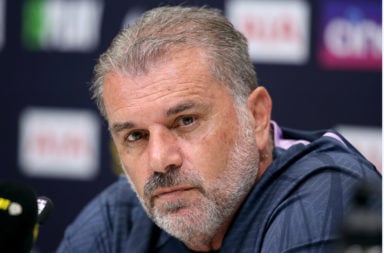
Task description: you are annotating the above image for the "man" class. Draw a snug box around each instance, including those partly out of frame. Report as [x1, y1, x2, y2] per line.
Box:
[57, 6, 381, 253]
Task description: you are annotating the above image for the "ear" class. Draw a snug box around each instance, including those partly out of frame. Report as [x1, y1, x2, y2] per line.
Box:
[247, 86, 272, 152]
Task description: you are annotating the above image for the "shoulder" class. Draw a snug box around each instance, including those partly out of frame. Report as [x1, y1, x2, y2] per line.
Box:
[269, 127, 381, 219]
[275, 127, 380, 180]
[259, 127, 381, 252]
[57, 176, 145, 252]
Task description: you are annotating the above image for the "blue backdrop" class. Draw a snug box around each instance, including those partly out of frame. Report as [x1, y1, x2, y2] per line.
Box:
[1, 0, 380, 252]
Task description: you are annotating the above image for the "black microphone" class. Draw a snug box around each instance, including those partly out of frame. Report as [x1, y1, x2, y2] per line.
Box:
[37, 195, 54, 225]
[339, 182, 381, 253]
[0, 181, 53, 253]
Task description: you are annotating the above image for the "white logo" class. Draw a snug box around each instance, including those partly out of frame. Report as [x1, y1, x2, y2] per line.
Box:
[324, 18, 381, 59]
[226, 0, 310, 64]
[23, 0, 104, 52]
[18, 107, 101, 180]
[8, 202, 23, 216]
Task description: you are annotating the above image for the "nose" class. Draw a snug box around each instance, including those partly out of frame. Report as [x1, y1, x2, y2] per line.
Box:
[147, 126, 182, 174]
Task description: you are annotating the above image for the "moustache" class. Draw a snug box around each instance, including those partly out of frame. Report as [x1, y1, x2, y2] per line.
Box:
[143, 167, 204, 202]
[144, 167, 184, 198]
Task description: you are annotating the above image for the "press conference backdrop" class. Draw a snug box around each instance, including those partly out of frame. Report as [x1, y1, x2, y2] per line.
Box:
[0, 0, 381, 252]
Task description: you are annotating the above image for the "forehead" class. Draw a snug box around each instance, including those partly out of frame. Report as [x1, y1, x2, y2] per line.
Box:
[103, 48, 230, 118]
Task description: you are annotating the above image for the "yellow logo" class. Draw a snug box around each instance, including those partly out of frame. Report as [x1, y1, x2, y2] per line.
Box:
[0, 197, 10, 211]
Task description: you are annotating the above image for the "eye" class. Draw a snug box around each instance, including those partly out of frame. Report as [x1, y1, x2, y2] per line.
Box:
[176, 115, 196, 127]
[125, 130, 148, 142]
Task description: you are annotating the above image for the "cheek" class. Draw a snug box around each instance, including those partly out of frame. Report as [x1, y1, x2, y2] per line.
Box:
[120, 156, 150, 197]
[187, 125, 237, 180]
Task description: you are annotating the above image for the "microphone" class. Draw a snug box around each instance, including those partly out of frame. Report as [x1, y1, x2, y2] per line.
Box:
[0, 181, 53, 253]
[37, 196, 54, 225]
[339, 182, 381, 253]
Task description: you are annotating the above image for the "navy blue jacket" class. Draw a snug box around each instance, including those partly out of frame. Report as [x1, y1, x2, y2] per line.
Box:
[57, 125, 381, 252]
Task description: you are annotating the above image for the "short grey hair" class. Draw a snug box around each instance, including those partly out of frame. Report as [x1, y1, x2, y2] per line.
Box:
[91, 6, 258, 118]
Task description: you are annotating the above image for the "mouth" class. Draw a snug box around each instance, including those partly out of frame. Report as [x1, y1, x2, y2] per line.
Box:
[152, 186, 196, 201]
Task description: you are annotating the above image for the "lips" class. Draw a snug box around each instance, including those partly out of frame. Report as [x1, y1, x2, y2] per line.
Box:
[152, 186, 195, 199]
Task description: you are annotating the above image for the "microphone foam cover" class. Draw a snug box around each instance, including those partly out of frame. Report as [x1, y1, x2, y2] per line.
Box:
[0, 180, 38, 253]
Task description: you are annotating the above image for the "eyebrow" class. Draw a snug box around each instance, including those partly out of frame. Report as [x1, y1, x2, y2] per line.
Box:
[166, 102, 195, 116]
[110, 101, 204, 134]
[109, 121, 135, 134]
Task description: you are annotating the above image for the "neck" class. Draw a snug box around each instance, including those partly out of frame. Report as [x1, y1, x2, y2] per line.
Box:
[184, 210, 235, 252]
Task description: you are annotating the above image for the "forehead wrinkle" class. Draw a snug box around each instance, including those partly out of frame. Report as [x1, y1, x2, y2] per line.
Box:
[129, 80, 211, 105]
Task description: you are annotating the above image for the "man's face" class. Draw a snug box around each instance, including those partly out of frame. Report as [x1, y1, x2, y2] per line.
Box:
[103, 48, 260, 248]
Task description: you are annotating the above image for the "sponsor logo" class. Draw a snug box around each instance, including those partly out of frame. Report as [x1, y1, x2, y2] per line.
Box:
[0, 0, 5, 50]
[318, 0, 381, 70]
[18, 107, 101, 180]
[0, 198, 23, 216]
[226, 0, 310, 64]
[21, 0, 104, 52]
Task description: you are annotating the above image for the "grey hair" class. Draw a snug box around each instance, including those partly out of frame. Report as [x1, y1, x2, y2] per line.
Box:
[91, 6, 258, 118]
